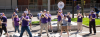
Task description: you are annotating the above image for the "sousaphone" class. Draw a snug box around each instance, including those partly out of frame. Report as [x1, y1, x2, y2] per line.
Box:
[58, 1, 64, 9]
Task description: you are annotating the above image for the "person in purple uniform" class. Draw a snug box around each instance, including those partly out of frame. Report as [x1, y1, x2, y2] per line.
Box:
[11, 12, 16, 29]
[47, 11, 52, 31]
[1, 13, 9, 36]
[77, 13, 83, 32]
[0, 14, 2, 36]
[19, 13, 32, 37]
[67, 12, 72, 32]
[57, 11, 63, 30]
[19, 13, 24, 25]
[27, 10, 33, 29]
[89, 11, 96, 35]
[14, 14, 19, 33]
[38, 10, 49, 37]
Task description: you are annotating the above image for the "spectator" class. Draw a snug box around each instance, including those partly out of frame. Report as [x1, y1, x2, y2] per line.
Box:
[60, 14, 69, 37]
[15, 7, 19, 13]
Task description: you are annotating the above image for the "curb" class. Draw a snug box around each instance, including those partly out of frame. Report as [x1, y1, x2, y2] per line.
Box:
[82, 24, 100, 28]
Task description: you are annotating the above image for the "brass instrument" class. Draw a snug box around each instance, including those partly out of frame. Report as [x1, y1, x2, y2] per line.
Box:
[0, 19, 2, 28]
[41, 13, 45, 18]
[90, 15, 92, 21]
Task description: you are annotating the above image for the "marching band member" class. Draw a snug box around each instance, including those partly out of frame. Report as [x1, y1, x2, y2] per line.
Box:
[0, 14, 2, 36]
[89, 11, 96, 35]
[19, 13, 32, 37]
[57, 11, 63, 30]
[47, 11, 52, 31]
[67, 12, 72, 32]
[60, 14, 69, 37]
[19, 13, 24, 27]
[11, 12, 17, 29]
[27, 10, 33, 29]
[1, 13, 8, 36]
[13, 14, 19, 33]
[38, 10, 49, 37]
[77, 13, 83, 32]
[37, 11, 43, 25]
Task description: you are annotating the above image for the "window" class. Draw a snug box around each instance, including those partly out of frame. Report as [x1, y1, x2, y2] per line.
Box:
[66, 0, 81, 6]
[55, 0, 63, 4]
[29, 0, 38, 9]
[29, 0, 38, 5]
[42, 0, 48, 6]
[66, 0, 72, 6]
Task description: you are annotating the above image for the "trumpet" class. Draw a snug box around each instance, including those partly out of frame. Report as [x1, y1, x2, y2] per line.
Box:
[90, 15, 92, 21]
[41, 13, 45, 18]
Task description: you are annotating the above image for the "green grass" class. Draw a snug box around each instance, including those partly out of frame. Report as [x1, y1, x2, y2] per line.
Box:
[32, 18, 100, 26]
[32, 21, 39, 24]
[32, 19, 58, 24]
[71, 18, 100, 26]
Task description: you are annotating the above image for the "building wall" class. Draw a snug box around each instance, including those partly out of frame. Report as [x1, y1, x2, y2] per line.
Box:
[0, 0, 11, 9]
[18, 0, 28, 11]
[38, 0, 42, 5]
[18, 0, 28, 5]
[50, 0, 55, 5]
[84, 0, 90, 4]
[12, 0, 17, 9]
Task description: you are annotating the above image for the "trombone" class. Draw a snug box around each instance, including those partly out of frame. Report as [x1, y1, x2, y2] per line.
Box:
[41, 13, 45, 18]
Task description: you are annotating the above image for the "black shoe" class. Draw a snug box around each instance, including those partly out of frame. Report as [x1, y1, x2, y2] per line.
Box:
[94, 33, 96, 35]
[38, 34, 41, 36]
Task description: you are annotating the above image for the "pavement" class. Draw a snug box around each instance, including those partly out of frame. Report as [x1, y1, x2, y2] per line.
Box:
[1, 14, 100, 37]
